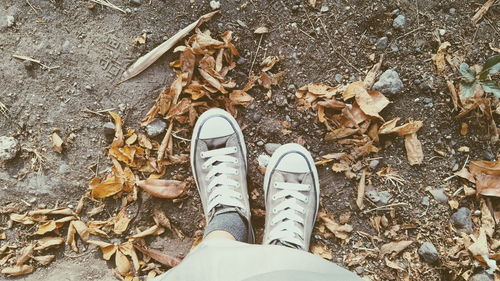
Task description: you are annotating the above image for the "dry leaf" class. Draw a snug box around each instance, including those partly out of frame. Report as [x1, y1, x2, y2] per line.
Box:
[260, 56, 279, 72]
[137, 179, 186, 199]
[355, 90, 390, 122]
[109, 112, 124, 148]
[29, 208, 75, 216]
[380, 240, 413, 257]
[90, 175, 124, 199]
[119, 241, 140, 271]
[51, 133, 63, 153]
[1, 265, 34, 276]
[311, 244, 332, 260]
[118, 11, 218, 83]
[385, 257, 405, 271]
[308, 0, 316, 7]
[431, 41, 451, 73]
[33, 255, 55, 266]
[469, 161, 500, 176]
[318, 211, 353, 240]
[113, 210, 132, 235]
[129, 225, 164, 239]
[229, 90, 254, 106]
[16, 244, 35, 266]
[115, 249, 131, 276]
[405, 133, 424, 165]
[35, 236, 64, 251]
[468, 228, 489, 261]
[325, 128, 360, 140]
[0, 232, 5, 240]
[476, 175, 500, 198]
[73, 220, 90, 242]
[254, 26, 269, 34]
[153, 209, 172, 231]
[35, 220, 57, 235]
[134, 245, 181, 267]
[364, 55, 383, 90]
[88, 240, 118, 260]
[481, 199, 495, 238]
[447, 80, 460, 111]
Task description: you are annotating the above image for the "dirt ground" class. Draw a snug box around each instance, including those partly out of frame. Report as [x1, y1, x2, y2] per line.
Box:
[0, 0, 499, 280]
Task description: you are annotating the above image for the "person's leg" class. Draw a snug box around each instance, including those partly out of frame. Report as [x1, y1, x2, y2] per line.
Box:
[190, 108, 254, 243]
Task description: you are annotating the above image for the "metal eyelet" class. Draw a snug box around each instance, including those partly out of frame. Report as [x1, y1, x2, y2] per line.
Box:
[238, 194, 243, 199]
[234, 159, 239, 164]
[234, 170, 239, 175]
[272, 208, 277, 214]
[200, 152, 206, 158]
[272, 195, 277, 200]
[273, 182, 278, 188]
[304, 197, 309, 203]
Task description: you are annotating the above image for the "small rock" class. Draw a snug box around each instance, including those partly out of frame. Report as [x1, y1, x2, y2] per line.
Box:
[251, 113, 262, 123]
[392, 9, 401, 16]
[256, 140, 264, 146]
[320, 6, 329, 12]
[236, 57, 247, 65]
[450, 207, 473, 234]
[369, 159, 379, 169]
[469, 273, 493, 281]
[118, 103, 127, 112]
[264, 143, 281, 155]
[61, 40, 71, 53]
[423, 98, 432, 104]
[449, 8, 456, 15]
[334, 74, 343, 83]
[376, 37, 388, 50]
[258, 154, 270, 167]
[236, 20, 247, 28]
[103, 122, 116, 139]
[209, 0, 220, 10]
[421, 196, 430, 207]
[483, 151, 495, 160]
[428, 188, 448, 203]
[418, 242, 440, 264]
[130, 0, 142, 5]
[354, 266, 364, 275]
[377, 191, 392, 205]
[275, 95, 288, 107]
[85, 85, 92, 91]
[458, 146, 470, 153]
[393, 15, 406, 30]
[390, 40, 399, 52]
[146, 119, 167, 138]
[58, 164, 71, 174]
[287, 84, 296, 92]
[0, 136, 20, 162]
[6, 15, 15, 27]
[373, 69, 404, 95]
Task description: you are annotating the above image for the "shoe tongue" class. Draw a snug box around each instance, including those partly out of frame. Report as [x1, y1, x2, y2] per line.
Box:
[270, 239, 301, 250]
[202, 135, 231, 150]
[209, 204, 240, 221]
[277, 171, 306, 184]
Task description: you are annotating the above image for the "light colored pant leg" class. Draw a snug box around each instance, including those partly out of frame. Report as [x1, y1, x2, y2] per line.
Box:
[153, 239, 364, 281]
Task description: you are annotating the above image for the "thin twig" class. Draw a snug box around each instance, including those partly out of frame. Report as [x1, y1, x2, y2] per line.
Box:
[318, 18, 363, 74]
[0, 100, 8, 117]
[298, 28, 315, 40]
[25, 0, 39, 13]
[394, 26, 424, 41]
[13, 55, 59, 70]
[172, 133, 190, 142]
[248, 34, 263, 75]
[82, 107, 116, 117]
[89, 0, 127, 14]
[362, 202, 408, 214]
[157, 122, 174, 162]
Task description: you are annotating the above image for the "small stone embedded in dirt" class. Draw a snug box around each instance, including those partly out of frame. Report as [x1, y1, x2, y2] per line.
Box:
[6, 15, 15, 27]
[373, 69, 404, 95]
[469, 273, 493, 281]
[390, 40, 399, 52]
[130, 0, 142, 5]
[251, 112, 262, 123]
[369, 159, 379, 169]
[377, 191, 392, 205]
[449, 8, 456, 15]
[24, 60, 34, 71]
[450, 207, 473, 234]
[258, 117, 283, 136]
[320, 6, 329, 12]
[256, 140, 264, 146]
[0, 136, 19, 162]
[482, 150, 494, 160]
[275, 95, 288, 107]
[236, 19, 247, 28]
[236, 57, 247, 65]
[418, 242, 440, 264]
[264, 143, 281, 155]
[393, 15, 406, 30]
[428, 188, 448, 203]
[103, 122, 116, 139]
[58, 164, 71, 174]
[61, 40, 71, 53]
[258, 154, 270, 167]
[376, 37, 388, 50]
[334, 74, 343, 83]
[146, 119, 167, 138]
[287, 84, 296, 92]
[421, 196, 430, 206]
[209, 0, 220, 10]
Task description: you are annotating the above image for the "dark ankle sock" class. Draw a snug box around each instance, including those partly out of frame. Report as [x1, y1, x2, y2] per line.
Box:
[204, 211, 248, 242]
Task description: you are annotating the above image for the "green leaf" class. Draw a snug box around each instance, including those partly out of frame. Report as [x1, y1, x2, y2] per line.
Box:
[460, 81, 477, 98]
[459, 63, 476, 82]
[480, 80, 500, 98]
[479, 54, 500, 80]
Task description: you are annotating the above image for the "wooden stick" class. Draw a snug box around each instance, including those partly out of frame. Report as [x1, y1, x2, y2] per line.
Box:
[362, 202, 408, 214]
[157, 122, 174, 162]
[12, 55, 59, 70]
[248, 34, 263, 75]
[89, 0, 127, 14]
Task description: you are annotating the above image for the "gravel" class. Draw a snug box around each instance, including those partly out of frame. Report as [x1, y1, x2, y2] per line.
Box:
[258, 154, 270, 167]
[0, 136, 19, 162]
[421, 196, 430, 207]
[209, 0, 220, 10]
[103, 122, 116, 139]
[146, 119, 167, 138]
[449, 8, 456, 15]
[469, 273, 493, 281]
[251, 113, 262, 123]
[369, 159, 379, 169]
[256, 140, 264, 146]
[373, 69, 404, 95]
[393, 15, 406, 30]
[428, 188, 448, 203]
[450, 207, 473, 234]
[418, 242, 440, 264]
[264, 143, 281, 155]
[130, 0, 142, 5]
[376, 37, 388, 50]
[334, 74, 343, 83]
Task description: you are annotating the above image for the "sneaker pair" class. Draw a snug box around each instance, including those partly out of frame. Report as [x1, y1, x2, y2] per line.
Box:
[190, 109, 319, 250]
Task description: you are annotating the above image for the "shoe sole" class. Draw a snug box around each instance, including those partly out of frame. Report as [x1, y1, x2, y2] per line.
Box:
[263, 143, 320, 224]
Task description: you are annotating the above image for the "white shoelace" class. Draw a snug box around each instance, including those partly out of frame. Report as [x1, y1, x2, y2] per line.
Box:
[201, 146, 244, 213]
[268, 182, 311, 249]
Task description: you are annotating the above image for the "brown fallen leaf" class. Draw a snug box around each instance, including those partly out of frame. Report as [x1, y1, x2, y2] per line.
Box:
[385, 257, 405, 271]
[476, 175, 500, 198]
[229, 90, 254, 106]
[318, 211, 353, 240]
[88, 240, 118, 260]
[128, 225, 165, 239]
[109, 112, 124, 148]
[469, 160, 500, 176]
[260, 56, 279, 72]
[16, 244, 35, 266]
[254, 26, 269, 34]
[29, 207, 76, 216]
[431, 41, 451, 73]
[311, 244, 332, 260]
[355, 90, 390, 122]
[404, 133, 424, 166]
[51, 132, 63, 153]
[153, 209, 172, 231]
[137, 179, 186, 199]
[471, 0, 496, 24]
[1, 265, 34, 276]
[324, 128, 360, 140]
[33, 255, 55, 266]
[35, 236, 65, 251]
[118, 11, 218, 83]
[115, 249, 131, 276]
[119, 242, 140, 272]
[455, 167, 476, 183]
[468, 228, 489, 261]
[134, 245, 181, 267]
[90, 175, 124, 199]
[447, 80, 460, 111]
[0, 232, 5, 240]
[363, 55, 383, 90]
[380, 240, 413, 257]
[35, 220, 57, 235]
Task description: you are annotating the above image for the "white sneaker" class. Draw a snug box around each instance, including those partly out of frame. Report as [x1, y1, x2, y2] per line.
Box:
[262, 143, 320, 250]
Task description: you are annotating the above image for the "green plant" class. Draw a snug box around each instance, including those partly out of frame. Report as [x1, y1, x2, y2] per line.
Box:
[459, 54, 500, 98]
